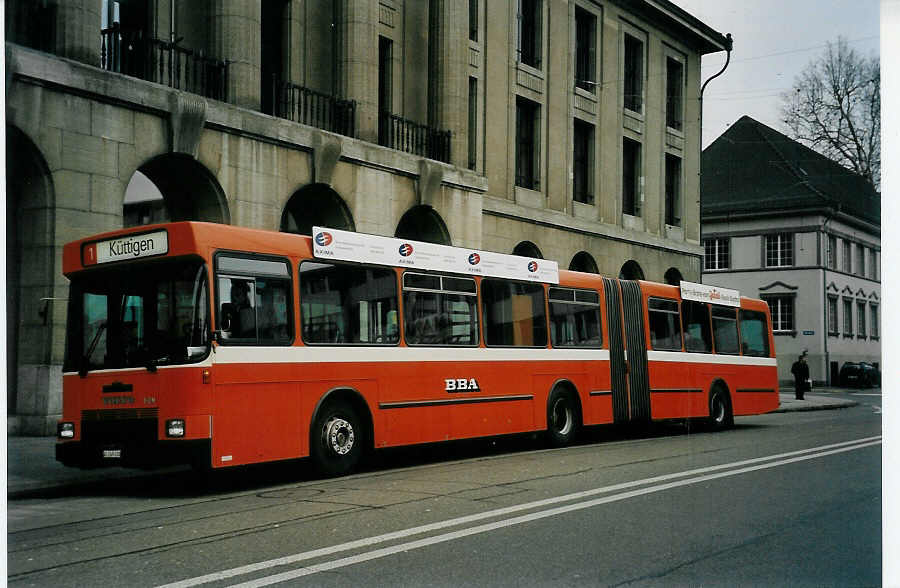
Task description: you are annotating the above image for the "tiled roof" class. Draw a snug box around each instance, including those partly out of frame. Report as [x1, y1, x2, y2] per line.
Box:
[701, 115, 879, 227]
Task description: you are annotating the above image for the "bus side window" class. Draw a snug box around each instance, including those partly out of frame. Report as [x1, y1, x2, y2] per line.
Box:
[548, 287, 602, 348]
[482, 279, 547, 347]
[711, 306, 740, 354]
[739, 310, 770, 356]
[216, 255, 293, 345]
[299, 261, 399, 345]
[681, 300, 711, 352]
[648, 298, 682, 351]
[403, 273, 478, 346]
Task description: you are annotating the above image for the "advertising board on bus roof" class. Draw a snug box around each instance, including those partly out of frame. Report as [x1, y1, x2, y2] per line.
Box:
[312, 226, 559, 284]
[680, 281, 740, 307]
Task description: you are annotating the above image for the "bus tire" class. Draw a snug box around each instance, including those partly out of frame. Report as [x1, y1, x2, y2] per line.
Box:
[546, 388, 580, 447]
[311, 401, 364, 477]
[708, 385, 734, 431]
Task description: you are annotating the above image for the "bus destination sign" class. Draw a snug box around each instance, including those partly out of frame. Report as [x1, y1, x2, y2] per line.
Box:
[313, 226, 559, 284]
[83, 230, 169, 266]
[679, 281, 740, 307]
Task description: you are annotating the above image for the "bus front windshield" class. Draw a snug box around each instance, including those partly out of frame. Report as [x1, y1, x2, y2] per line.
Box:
[64, 259, 210, 374]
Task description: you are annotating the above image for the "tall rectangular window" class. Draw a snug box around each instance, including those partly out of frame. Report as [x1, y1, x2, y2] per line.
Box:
[515, 97, 540, 190]
[765, 233, 794, 267]
[665, 154, 681, 226]
[665, 57, 684, 130]
[857, 300, 867, 338]
[622, 137, 641, 216]
[469, 0, 478, 41]
[378, 36, 393, 145]
[764, 295, 795, 333]
[870, 303, 879, 338]
[518, 0, 542, 68]
[869, 249, 877, 280]
[827, 235, 837, 269]
[623, 33, 643, 112]
[828, 295, 839, 335]
[468, 77, 478, 170]
[575, 7, 596, 92]
[573, 119, 594, 204]
[703, 238, 729, 270]
[856, 245, 866, 277]
[843, 297, 853, 336]
[842, 240, 852, 273]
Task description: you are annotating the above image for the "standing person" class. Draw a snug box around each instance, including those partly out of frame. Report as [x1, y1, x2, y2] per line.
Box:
[791, 353, 810, 400]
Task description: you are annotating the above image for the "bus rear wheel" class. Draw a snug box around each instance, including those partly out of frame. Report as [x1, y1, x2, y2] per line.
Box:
[547, 389, 580, 447]
[708, 386, 734, 431]
[311, 401, 363, 477]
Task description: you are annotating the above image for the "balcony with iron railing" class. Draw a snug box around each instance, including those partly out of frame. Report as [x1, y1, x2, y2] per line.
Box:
[272, 79, 356, 138]
[100, 25, 229, 101]
[378, 112, 451, 164]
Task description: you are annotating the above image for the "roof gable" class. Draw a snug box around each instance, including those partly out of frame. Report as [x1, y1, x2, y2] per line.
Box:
[701, 116, 879, 227]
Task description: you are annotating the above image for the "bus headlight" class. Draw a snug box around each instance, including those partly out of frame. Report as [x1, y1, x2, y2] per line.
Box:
[58, 422, 75, 439]
[166, 419, 186, 438]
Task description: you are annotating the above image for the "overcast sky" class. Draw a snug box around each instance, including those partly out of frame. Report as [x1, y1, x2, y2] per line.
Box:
[669, 0, 881, 147]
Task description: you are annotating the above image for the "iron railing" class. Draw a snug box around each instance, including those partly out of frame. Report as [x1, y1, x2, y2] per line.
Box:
[100, 26, 229, 102]
[274, 81, 356, 138]
[378, 112, 451, 163]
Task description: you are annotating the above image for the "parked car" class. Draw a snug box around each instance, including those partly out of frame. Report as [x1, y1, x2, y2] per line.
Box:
[839, 362, 881, 388]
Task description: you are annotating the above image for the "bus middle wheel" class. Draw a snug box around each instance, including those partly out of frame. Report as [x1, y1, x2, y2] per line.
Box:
[547, 389, 580, 447]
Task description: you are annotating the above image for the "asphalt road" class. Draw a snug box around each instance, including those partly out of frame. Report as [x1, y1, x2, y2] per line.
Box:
[8, 397, 881, 587]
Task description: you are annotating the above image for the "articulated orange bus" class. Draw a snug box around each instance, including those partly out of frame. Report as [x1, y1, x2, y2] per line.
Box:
[57, 222, 778, 476]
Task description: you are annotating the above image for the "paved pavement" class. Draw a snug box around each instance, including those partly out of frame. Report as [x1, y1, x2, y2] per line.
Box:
[6, 391, 864, 499]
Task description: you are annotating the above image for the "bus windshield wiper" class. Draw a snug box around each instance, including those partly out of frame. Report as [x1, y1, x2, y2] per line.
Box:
[78, 321, 107, 378]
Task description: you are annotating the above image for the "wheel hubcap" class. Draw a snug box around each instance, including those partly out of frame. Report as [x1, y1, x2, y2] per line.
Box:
[552, 399, 573, 435]
[324, 417, 355, 456]
[713, 396, 725, 422]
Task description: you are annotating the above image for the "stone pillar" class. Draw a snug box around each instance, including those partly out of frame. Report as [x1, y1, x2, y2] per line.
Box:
[55, 0, 102, 66]
[340, 0, 378, 143]
[430, 0, 469, 169]
[212, 0, 261, 110]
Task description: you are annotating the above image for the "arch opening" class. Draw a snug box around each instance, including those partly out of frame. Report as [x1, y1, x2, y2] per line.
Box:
[282, 183, 355, 235]
[664, 267, 683, 286]
[395, 206, 451, 245]
[619, 260, 645, 280]
[513, 241, 543, 259]
[569, 251, 599, 274]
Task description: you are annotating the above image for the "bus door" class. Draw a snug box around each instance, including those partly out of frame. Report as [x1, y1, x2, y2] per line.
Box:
[603, 279, 650, 423]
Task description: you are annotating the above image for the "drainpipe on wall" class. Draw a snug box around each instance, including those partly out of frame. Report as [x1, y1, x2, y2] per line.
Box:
[698, 34, 732, 256]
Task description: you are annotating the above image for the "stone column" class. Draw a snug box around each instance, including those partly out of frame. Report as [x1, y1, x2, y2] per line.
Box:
[340, 0, 378, 143]
[212, 0, 261, 110]
[430, 0, 468, 168]
[55, 0, 102, 66]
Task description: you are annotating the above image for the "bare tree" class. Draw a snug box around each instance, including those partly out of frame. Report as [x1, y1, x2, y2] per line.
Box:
[781, 37, 880, 188]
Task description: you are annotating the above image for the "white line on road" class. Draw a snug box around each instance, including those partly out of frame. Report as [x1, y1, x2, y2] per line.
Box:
[158, 436, 881, 588]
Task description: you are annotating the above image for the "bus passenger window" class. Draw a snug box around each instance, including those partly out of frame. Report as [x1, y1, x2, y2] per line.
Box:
[299, 261, 399, 345]
[216, 254, 293, 345]
[549, 288, 602, 348]
[482, 279, 547, 347]
[739, 310, 770, 356]
[648, 298, 682, 351]
[681, 300, 711, 352]
[403, 273, 478, 346]
[712, 306, 740, 354]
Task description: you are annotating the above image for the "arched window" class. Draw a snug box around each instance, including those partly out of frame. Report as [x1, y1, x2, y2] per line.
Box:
[130, 154, 230, 226]
[513, 241, 543, 259]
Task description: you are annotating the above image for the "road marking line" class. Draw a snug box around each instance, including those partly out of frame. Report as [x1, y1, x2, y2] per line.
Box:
[158, 436, 881, 588]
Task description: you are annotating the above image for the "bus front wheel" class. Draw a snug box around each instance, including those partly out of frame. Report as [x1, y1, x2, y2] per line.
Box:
[311, 401, 363, 477]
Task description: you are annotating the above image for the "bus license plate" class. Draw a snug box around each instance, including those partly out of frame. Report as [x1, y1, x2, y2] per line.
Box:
[102, 448, 122, 459]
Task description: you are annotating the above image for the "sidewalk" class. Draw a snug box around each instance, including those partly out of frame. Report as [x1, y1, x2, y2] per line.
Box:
[7, 391, 861, 499]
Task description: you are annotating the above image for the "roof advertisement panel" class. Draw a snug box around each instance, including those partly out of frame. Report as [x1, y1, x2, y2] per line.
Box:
[680, 281, 740, 307]
[313, 227, 559, 284]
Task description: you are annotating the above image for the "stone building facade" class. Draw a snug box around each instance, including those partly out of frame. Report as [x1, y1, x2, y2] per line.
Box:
[6, 0, 730, 434]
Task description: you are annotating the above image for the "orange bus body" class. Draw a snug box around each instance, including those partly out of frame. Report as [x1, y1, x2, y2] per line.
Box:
[57, 222, 778, 473]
